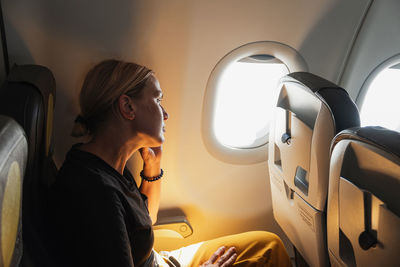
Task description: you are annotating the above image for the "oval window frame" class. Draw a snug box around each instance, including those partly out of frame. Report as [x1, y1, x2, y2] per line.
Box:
[202, 41, 308, 164]
[357, 53, 400, 111]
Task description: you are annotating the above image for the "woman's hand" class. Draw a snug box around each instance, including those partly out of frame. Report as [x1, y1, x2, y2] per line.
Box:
[140, 146, 162, 164]
[139, 146, 163, 224]
[200, 246, 237, 267]
[139, 146, 162, 176]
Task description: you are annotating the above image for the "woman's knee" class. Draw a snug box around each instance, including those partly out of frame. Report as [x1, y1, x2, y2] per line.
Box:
[230, 231, 286, 256]
[239, 231, 282, 246]
[231, 231, 290, 266]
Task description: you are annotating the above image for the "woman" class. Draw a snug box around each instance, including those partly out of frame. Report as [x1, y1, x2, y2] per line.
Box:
[50, 59, 291, 267]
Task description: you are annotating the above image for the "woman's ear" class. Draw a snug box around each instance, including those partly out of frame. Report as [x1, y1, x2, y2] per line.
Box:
[119, 94, 135, 120]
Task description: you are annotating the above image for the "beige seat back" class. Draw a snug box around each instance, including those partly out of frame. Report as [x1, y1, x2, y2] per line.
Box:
[268, 72, 360, 266]
[327, 126, 400, 267]
[0, 115, 27, 267]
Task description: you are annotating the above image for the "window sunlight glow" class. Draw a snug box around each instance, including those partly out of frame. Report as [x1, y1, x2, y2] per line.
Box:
[360, 67, 400, 132]
[214, 60, 288, 148]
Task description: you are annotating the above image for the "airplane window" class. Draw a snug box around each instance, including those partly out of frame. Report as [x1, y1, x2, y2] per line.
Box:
[214, 56, 288, 148]
[360, 63, 400, 131]
[202, 41, 307, 164]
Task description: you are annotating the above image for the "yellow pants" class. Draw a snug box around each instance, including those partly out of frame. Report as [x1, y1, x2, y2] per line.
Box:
[155, 231, 291, 267]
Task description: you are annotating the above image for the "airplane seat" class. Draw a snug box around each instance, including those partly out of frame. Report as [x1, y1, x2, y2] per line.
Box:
[268, 72, 360, 267]
[0, 115, 28, 267]
[327, 126, 400, 267]
[0, 65, 57, 267]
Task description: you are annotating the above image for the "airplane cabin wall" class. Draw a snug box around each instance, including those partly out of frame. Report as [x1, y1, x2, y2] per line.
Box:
[340, 0, 400, 100]
[4, 0, 371, 251]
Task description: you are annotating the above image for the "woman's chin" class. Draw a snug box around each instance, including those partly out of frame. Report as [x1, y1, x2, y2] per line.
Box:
[157, 136, 165, 145]
[148, 135, 165, 147]
[138, 132, 165, 147]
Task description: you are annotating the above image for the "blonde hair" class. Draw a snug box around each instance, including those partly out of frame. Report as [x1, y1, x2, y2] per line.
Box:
[71, 59, 153, 137]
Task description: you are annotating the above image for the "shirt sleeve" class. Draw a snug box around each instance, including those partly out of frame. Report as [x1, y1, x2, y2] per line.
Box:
[68, 186, 135, 267]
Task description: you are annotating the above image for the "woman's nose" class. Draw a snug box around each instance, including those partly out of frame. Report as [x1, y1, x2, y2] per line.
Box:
[162, 107, 169, 120]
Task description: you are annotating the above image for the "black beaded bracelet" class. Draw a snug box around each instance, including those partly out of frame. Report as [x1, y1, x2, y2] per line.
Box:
[140, 168, 164, 182]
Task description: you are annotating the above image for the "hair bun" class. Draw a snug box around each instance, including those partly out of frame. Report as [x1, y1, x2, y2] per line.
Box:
[71, 115, 89, 137]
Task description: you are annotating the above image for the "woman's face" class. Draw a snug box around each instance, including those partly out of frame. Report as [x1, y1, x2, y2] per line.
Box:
[132, 74, 168, 147]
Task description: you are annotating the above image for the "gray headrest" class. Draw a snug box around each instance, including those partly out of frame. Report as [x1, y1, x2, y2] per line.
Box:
[281, 72, 360, 133]
[332, 126, 400, 159]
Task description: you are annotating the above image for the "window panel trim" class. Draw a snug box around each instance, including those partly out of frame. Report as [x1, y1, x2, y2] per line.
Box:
[201, 41, 308, 164]
[356, 53, 400, 108]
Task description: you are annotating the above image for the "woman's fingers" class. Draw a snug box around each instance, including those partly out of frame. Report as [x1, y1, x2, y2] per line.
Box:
[139, 146, 162, 163]
[150, 146, 162, 154]
[220, 253, 237, 267]
[217, 247, 237, 267]
[207, 246, 226, 264]
[201, 246, 237, 267]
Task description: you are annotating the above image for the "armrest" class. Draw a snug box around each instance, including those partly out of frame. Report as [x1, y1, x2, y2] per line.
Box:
[153, 209, 193, 238]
